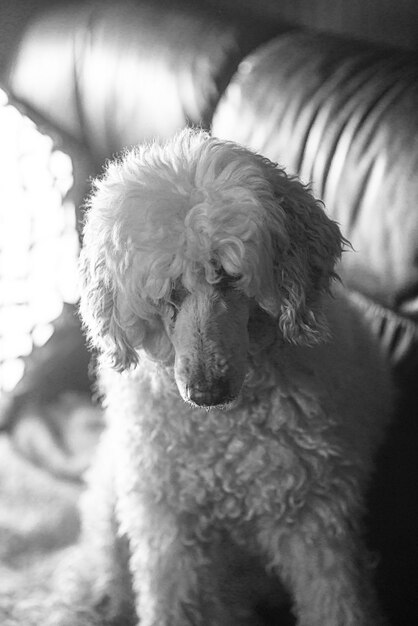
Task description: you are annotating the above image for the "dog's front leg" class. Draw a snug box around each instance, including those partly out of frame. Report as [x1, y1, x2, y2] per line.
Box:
[258, 511, 386, 626]
[117, 496, 235, 626]
[127, 508, 199, 625]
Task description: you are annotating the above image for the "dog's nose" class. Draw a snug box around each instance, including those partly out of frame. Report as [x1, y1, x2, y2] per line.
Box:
[187, 377, 233, 407]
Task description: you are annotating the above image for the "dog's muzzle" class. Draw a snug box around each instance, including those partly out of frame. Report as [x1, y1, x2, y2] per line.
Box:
[171, 288, 250, 409]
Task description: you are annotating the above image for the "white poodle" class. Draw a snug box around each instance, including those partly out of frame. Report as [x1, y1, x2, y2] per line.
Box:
[50, 129, 392, 625]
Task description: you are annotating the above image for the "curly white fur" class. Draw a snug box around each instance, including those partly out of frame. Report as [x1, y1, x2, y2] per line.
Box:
[49, 129, 392, 626]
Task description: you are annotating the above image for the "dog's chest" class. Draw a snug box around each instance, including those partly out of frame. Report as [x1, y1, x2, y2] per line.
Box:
[110, 374, 330, 523]
[158, 424, 303, 522]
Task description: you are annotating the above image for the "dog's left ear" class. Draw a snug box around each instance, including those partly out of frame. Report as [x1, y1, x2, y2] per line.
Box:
[263, 164, 345, 345]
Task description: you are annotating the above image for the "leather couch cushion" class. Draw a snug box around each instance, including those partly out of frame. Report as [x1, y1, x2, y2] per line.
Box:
[6, 0, 277, 163]
[213, 32, 418, 319]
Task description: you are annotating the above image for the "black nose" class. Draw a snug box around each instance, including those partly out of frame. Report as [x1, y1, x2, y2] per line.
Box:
[187, 377, 233, 407]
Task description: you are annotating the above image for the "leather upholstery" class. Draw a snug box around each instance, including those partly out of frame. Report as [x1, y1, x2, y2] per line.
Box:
[6, 0, 275, 162]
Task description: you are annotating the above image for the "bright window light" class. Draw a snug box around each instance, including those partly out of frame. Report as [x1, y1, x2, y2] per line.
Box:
[0, 88, 80, 392]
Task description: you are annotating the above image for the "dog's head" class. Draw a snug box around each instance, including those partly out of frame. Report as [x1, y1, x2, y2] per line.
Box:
[79, 129, 344, 408]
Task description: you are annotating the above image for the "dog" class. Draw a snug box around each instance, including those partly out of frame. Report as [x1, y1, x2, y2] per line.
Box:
[49, 129, 392, 625]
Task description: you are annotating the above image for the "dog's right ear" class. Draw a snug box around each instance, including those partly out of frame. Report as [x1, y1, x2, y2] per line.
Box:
[78, 245, 140, 371]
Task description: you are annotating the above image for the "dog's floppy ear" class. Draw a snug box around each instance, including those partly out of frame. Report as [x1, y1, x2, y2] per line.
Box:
[78, 240, 140, 371]
[78, 176, 148, 371]
[262, 163, 345, 345]
[79, 173, 175, 371]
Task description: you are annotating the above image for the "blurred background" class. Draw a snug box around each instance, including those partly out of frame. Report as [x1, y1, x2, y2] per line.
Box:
[0, 1, 417, 624]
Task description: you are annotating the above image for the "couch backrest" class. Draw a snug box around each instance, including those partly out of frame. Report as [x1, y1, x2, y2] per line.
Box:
[5, 0, 276, 162]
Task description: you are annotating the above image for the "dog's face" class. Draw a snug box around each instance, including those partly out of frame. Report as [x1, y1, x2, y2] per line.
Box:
[117, 266, 278, 409]
[79, 129, 344, 409]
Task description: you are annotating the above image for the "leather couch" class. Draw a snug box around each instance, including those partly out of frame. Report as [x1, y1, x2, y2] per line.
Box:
[1, 1, 417, 623]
